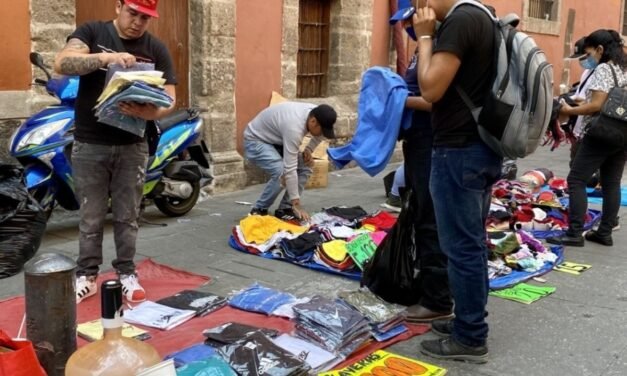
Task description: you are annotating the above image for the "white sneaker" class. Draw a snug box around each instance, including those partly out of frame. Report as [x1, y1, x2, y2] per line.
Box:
[119, 274, 146, 303]
[76, 275, 97, 304]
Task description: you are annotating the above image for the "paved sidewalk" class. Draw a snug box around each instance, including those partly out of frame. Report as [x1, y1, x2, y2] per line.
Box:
[1, 145, 626, 375]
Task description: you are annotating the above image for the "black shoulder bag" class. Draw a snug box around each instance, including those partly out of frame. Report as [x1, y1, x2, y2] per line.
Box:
[105, 22, 160, 156]
[585, 64, 627, 148]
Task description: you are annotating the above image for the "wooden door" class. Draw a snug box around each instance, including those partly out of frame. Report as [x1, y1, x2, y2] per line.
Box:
[76, 0, 189, 108]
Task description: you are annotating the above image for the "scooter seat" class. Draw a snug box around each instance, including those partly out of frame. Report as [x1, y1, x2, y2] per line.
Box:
[156, 109, 195, 132]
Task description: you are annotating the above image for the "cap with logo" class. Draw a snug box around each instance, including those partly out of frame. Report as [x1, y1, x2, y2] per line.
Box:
[125, 0, 159, 18]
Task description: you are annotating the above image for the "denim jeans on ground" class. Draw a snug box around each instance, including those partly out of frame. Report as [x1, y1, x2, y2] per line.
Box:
[403, 124, 452, 313]
[429, 142, 502, 347]
[72, 140, 148, 276]
[244, 139, 312, 210]
[567, 137, 625, 236]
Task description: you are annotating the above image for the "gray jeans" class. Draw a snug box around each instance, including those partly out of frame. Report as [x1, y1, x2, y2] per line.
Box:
[72, 141, 148, 276]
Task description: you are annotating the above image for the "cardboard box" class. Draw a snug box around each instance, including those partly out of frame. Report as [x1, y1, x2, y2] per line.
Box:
[305, 159, 329, 189]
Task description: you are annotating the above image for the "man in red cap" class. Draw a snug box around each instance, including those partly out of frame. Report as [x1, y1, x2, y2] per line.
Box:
[53, 0, 176, 304]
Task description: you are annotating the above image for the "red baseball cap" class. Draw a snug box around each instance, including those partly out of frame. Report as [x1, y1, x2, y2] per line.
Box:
[125, 0, 159, 18]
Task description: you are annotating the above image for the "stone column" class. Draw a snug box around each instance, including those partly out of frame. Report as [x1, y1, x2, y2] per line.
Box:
[190, 0, 246, 192]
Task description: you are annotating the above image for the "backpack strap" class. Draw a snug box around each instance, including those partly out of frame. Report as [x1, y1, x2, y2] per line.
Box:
[106, 22, 126, 53]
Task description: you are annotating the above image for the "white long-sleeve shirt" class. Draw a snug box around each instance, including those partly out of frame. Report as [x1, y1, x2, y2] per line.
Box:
[244, 102, 322, 200]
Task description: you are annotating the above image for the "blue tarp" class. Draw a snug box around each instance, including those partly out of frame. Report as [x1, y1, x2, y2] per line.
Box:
[489, 246, 564, 290]
[531, 208, 602, 239]
[587, 186, 627, 206]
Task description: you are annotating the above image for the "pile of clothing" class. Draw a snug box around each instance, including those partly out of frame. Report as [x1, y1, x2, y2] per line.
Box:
[487, 230, 559, 280]
[230, 206, 397, 274]
[488, 175, 594, 234]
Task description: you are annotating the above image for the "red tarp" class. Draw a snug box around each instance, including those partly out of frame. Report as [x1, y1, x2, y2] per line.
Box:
[0, 258, 429, 364]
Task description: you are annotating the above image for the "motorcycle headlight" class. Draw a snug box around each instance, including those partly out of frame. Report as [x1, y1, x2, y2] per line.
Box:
[16, 119, 70, 152]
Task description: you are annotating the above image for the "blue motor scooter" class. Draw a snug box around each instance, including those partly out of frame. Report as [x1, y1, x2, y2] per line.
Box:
[9, 52, 213, 218]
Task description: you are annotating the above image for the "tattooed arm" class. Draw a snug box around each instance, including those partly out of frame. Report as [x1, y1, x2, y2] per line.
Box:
[54, 38, 136, 76]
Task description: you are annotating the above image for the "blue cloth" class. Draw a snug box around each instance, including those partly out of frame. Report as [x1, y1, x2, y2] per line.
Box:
[430, 142, 503, 348]
[164, 343, 216, 368]
[228, 282, 296, 315]
[327, 67, 412, 176]
[587, 186, 627, 206]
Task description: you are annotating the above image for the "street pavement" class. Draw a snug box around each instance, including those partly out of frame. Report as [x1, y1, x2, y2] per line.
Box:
[1, 144, 626, 375]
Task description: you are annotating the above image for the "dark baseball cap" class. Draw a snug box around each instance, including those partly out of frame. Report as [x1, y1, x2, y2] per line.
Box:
[569, 37, 586, 59]
[310, 104, 337, 139]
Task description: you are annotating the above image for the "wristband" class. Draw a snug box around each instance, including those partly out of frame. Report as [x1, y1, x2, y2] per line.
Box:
[419, 35, 432, 40]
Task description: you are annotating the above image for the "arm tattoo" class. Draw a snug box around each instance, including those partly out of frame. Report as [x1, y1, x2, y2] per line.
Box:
[59, 55, 103, 76]
[64, 39, 89, 51]
[57, 38, 102, 75]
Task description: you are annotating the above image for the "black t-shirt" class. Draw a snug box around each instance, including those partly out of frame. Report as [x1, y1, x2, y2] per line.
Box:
[68, 21, 177, 145]
[431, 5, 494, 147]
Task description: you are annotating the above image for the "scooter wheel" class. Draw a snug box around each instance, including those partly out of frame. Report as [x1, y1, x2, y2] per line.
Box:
[154, 181, 201, 217]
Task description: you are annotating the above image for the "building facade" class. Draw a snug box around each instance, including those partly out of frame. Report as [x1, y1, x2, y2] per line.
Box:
[0, 0, 624, 193]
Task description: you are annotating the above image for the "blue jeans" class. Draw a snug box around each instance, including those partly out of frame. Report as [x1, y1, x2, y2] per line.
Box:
[244, 139, 312, 210]
[429, 142, 502, 347]
[72, 141, 148, 276]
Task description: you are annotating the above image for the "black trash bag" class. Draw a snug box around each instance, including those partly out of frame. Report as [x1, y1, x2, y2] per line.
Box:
[361, 190, 421, 306]
[0, 165, 47, 279]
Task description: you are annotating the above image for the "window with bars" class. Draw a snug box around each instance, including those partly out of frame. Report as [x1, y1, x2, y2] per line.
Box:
[297, 0, 331, 98]
[528, 0, 558, 21]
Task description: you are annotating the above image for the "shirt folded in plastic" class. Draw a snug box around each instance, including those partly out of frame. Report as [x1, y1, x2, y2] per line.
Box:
[123, 301, 196, 331]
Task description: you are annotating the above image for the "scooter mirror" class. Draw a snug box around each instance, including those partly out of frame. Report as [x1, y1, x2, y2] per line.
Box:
[30, 52, 45, 67]
[29, 52, 52, 80]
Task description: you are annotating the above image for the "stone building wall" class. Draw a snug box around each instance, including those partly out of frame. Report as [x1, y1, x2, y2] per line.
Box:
[0, 0, 378, 192]
[0, 0, 74, 163]
[281, 0, 373, 142]
[189, 0, 247, 193]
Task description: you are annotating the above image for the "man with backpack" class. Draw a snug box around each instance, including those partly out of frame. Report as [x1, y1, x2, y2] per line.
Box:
[410, 0, 502, 363]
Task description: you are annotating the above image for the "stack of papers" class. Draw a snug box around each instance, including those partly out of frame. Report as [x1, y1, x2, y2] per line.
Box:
[124, 301, 196, 331]
[292, 295, 371, 357]
[156, 290, 227, 317]
[94, 66, 173, 137]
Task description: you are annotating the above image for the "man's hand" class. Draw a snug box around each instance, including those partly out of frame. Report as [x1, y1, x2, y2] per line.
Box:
[118, 102, 160, 120]
[303, 149, 314, 168]
[412, 6, 437, 38]
[100, 52, 137, 68]
[291, 199, 311, 222]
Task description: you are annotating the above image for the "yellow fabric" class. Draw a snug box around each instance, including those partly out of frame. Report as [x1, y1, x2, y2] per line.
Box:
[239, 215, 307, 244]
[321, 240, 349, 262]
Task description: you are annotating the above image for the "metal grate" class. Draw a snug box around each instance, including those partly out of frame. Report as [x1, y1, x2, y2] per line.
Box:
[297, 0, 331, 98]
[528, 0, 557, 21]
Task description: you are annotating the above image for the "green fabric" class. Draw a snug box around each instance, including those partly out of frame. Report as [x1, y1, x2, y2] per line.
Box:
[489, 283, 556, 304]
